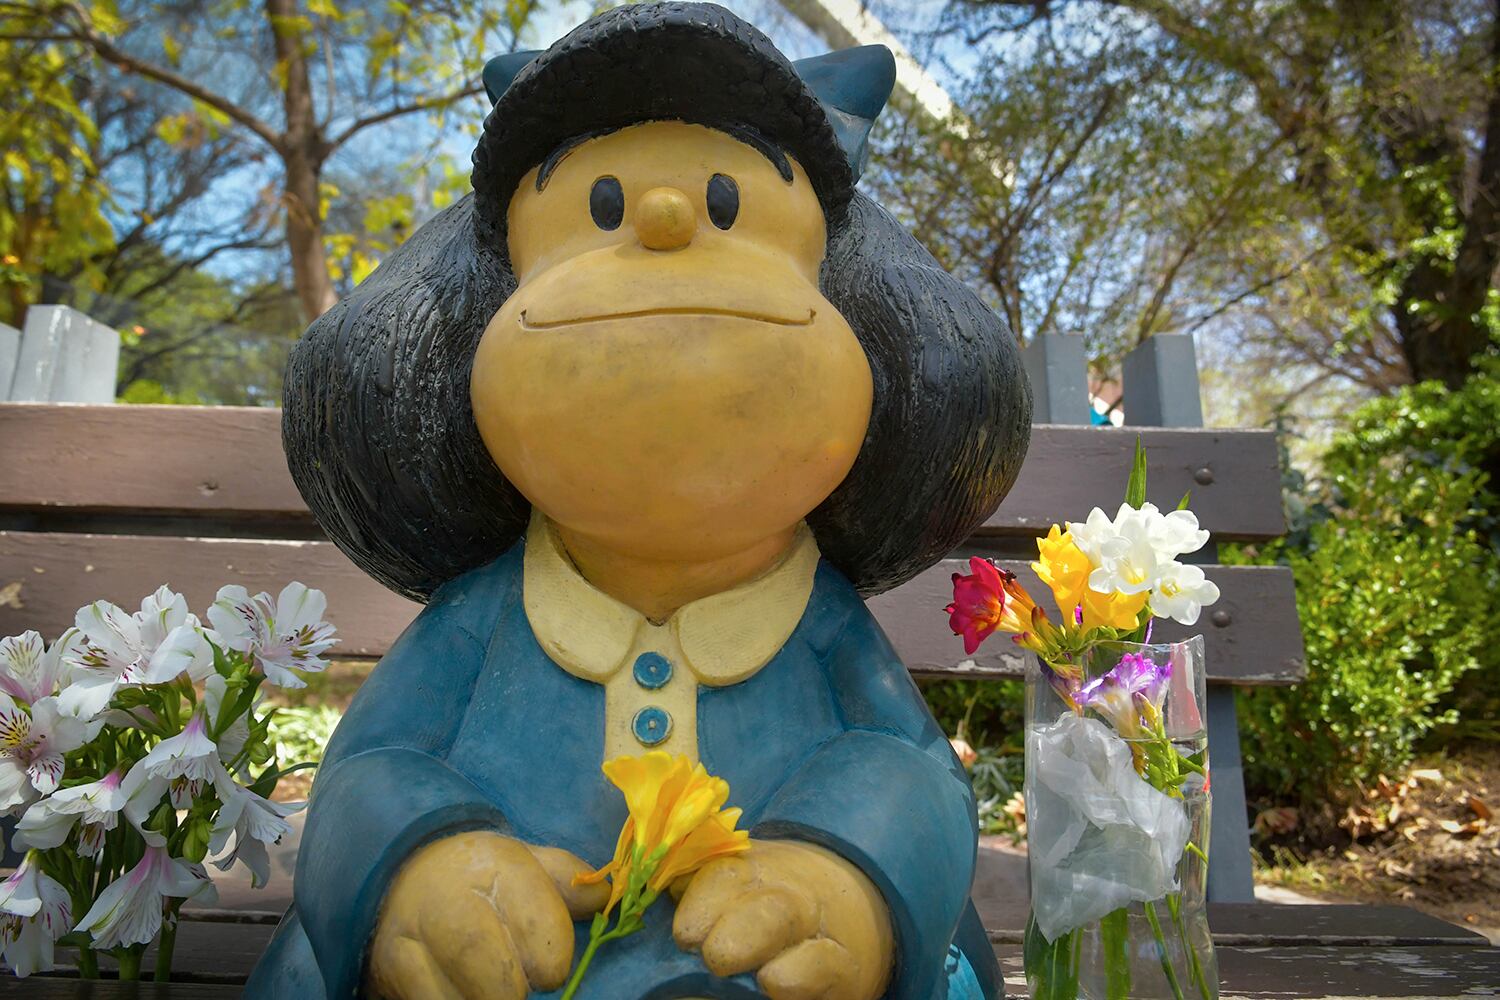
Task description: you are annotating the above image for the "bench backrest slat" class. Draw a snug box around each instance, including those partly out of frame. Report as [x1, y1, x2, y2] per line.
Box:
[0, 401, 1305, 687]
[1, 531, 1304, 684]
[0, 404, 1286, 541]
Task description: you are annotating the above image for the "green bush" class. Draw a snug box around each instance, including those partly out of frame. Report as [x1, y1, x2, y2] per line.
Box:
[920, 677, 1026, 750]
[1235, 361, 1500, 812]
[270, 703, 344, 767]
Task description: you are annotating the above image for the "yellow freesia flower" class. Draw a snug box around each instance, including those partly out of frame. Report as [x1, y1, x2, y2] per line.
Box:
[650, 804, 747, 891]
[574, 752, 749, 915]
[1033, 525, 1147, 632]
[564, 753, 750, 1000]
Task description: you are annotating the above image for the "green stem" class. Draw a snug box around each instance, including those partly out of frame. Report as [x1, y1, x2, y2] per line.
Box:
[1024, 916, 1078, 1000]
[559, 912, 640, 1000]
[1143, 901, 1186, 1000]
[558, 923, 605, 1000]
[115, 946, 143, 981]
[1099, 907, 1131, 1000]
[1167, 893, 1215, 1000]
[75, 947, 99, 979]
[1185, 840, 1210, 865]
[154, 912, 178, 982]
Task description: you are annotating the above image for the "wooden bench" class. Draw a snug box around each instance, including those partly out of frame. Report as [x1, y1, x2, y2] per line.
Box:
[0, 397, 1300, 903]
[4, 903, 1497, 997]
[8, 350, 1497, 994]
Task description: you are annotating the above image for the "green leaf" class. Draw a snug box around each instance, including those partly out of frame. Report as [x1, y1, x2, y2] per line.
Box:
[1124, 436, 1148, 508]
[1176, 490, 1192, 510]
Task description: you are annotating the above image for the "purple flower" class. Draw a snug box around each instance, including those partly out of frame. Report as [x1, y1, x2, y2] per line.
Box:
[1076, 651, 1171, 736]
[1039, 657, 1083, 710]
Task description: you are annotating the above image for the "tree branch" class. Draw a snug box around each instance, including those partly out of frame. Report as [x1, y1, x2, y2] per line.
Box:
[325, 81, 485, 152]
[49, 0, 283, 152]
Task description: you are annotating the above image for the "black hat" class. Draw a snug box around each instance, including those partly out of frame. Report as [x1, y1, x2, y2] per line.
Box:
[470, 2, 896, 245]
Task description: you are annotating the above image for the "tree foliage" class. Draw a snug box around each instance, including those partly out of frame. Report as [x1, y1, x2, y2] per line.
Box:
[888, 0, 1500, 399]
[14, 0, 539, 324]
[0, 19, 114, 327]
[1230, 356, 1500, 812]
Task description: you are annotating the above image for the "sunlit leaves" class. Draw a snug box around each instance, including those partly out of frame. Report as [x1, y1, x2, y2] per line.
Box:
[0, 28, 115, 324]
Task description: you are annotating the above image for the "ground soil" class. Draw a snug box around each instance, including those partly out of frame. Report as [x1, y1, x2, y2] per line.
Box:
[1253, 743, 1500, 942]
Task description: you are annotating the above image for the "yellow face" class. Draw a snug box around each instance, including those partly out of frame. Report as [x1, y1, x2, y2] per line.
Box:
[471, 121, 873, 563]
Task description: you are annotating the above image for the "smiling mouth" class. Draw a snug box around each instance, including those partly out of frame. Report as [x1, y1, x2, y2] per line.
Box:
[520, 306, 816, 330]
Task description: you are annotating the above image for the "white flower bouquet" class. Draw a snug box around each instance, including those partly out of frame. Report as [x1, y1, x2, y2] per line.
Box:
[0, 582, 336, 980]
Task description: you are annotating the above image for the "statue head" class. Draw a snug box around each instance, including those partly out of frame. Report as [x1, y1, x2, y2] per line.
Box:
[282, 2, 1031, 601]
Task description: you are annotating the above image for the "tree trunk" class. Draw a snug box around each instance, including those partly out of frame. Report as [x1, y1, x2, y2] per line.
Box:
[266, 0, 337, 324]
[282, 150, 337, 324]
[1392, 260, 1493, 389]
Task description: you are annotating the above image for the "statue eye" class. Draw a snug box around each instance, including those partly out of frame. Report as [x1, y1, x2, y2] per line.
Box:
[590, 176, 624, 230]
[707, 174, 739, 230]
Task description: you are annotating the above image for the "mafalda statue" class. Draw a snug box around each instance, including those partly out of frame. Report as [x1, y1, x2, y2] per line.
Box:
[251, 4, 1030, 998]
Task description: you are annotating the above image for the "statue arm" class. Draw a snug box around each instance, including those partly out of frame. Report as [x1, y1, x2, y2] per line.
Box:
[753, 608, 977, 1000]
[294, 591, 506, 999]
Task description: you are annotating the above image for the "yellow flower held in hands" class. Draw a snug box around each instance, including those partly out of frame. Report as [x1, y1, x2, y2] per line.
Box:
[575, 751, 750, 912]
[563, 752, 750, 999]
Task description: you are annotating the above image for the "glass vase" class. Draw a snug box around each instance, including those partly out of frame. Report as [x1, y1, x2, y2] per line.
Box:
[1022, 636, 1219, 1000]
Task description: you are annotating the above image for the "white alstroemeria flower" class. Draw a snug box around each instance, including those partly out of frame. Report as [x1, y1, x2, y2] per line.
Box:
[0, 758, 34, 817]
[1149, 508, 1210, 558]
[0, 695, 91, 807]
[127, 708, 218, 809]
[0, 630, 83, 705]
[208, 763, 301, 888]
[1150, 562, 1221, 626]
[62, 588, 213, 719]
[0, 854, 71, 977]
[207, 583, 337, 689]
[74, 845, 216, 949]
[13, 766, 167, 857]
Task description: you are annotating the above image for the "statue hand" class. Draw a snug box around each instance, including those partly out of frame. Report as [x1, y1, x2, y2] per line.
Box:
[672, 839, 894, 1000]
[369, 832, 609, 1000]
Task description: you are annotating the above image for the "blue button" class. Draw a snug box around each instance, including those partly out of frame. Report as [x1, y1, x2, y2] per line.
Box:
[632, 707, 672, 746]
[632, 652, 673, 690]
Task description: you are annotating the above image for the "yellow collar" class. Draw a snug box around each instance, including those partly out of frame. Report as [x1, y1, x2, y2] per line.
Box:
[522, 511, 819, 687]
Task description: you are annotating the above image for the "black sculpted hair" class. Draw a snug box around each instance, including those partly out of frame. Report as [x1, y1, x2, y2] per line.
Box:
[283, 188, 1031, 602]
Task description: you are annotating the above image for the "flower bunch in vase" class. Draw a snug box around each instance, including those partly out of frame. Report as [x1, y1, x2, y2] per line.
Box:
[0, 582, 335, 980]
[946, 443, 1221, 1000]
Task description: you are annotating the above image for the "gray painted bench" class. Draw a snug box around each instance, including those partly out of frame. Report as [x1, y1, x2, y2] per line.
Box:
[1, 395, 1300, 903]
[7, 391, 1499, 994]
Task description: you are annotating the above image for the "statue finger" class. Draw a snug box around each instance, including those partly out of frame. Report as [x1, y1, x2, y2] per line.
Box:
[372, 935, 463, 1000]
[422, 890, 529, 1000]
[482, 837, 577, 990]
[700, 885, 820, 977]
[672, 855, 758, 950]
[525, 843, 611, 920]
[758, 937, 858, 1000]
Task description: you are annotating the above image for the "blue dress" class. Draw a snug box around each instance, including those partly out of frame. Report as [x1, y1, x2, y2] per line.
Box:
[245, 541, 1001, 999]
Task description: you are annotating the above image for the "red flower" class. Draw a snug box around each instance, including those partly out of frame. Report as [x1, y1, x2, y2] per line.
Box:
[945, 557, 1043, 654]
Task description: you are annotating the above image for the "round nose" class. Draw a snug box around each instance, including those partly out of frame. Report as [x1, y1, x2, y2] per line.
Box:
[634, 187, 696, 251]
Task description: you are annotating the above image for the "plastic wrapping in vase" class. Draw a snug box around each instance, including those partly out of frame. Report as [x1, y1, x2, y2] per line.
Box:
[1023, 637, 1219, 1000]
